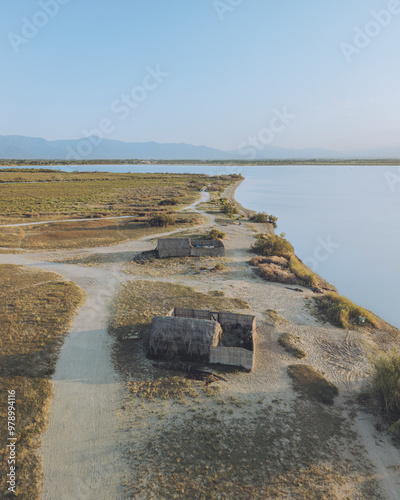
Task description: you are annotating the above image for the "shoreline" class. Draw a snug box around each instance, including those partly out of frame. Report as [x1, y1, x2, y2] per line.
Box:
[222, 179, 256, 219]
[224, 178, 337, 295]
[224, 179, 400, 328]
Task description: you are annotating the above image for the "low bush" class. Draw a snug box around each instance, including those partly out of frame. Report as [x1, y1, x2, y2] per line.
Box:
[158, 198, 178, 206]
[203, 228, 226, 240]
[213, 262, 226, 272]
[279, 333, 307, 359]
[288, 364, 339, 405]
[250, 212, 269, 223]
[148, 213, 176, 227]
[251, 233, 294, 257]
[250, 212, 278, 227]
[314, 293, 379, 329]
[370, 350, 400, 435]
[219, 199, 239, 215]
[257, 263, 297, 284]
[250, 255, 288, 267]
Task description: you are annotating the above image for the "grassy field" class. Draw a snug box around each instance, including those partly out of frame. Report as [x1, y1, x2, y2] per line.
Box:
[0, 264, 85, 499]
[0, 170, 233, 224]
[0, 213, 206, 251]
[0, 170, 235, 250]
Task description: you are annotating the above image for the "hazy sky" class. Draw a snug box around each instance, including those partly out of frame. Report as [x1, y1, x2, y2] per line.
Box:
[1, 0, 400, 152]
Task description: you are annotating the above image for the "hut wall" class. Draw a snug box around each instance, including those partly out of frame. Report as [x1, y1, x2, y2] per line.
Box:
[218, 312, 256, 331]
[157, 238, 225, 258]
[190, 239, 225, 257]
[172, 307, 219, 322]
[157, 238, 191, 258]
[210, 346, 254, 372]
[163, 307, 256, 371]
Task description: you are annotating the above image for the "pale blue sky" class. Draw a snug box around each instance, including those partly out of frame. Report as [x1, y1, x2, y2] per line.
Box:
[1, 0, 399, 151]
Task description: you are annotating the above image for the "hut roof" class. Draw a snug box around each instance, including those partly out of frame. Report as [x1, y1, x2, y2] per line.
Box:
[149, 316, 222, 361]
[158, 238, 191, 250]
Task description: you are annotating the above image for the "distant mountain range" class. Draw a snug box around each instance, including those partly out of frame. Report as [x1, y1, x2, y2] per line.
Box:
[0, 135, 399, 161]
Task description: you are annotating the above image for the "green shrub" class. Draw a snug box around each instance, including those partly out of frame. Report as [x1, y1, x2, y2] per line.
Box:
[250, 212, 269, 223]
[158, 198, 178, 206]
[148, 213, 176, 227]
[219, 199, 239, 215]
[250, 212, 278, 227]
[370, 351, 400, 435]
[251, 233, 294, 257]
[213, 262, 226, 272]
[314, 293, 379, 329]
[204, 228, 226, 240]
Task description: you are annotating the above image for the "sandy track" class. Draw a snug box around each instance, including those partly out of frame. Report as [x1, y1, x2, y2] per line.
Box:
[39, 263, 126, 500]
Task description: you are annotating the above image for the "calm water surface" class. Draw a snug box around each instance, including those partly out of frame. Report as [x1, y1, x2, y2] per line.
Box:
[25, 164, 400, 328]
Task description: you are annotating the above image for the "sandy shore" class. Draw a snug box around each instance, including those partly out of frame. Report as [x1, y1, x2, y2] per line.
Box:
[223, 179, 256, 218]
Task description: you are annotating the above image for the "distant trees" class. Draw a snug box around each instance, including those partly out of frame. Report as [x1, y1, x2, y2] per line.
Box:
[219, 198, 239, 216]
[250, 212, 278, 228]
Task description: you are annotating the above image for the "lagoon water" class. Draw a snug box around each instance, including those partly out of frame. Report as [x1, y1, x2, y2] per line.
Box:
[31, 164, 400, 328]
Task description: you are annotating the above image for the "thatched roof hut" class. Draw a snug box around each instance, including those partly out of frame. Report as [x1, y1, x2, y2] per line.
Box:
[157, 238, 225, 258]
[157, 238, 192, 258]
[149, 316, 222, 362]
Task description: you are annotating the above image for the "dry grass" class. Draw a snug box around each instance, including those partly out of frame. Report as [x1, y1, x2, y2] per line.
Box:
[264, 309, 288, 326]
[369, 350, 400, 437]
[0, 264, 85, 499]
[0, 171, 233, 224]
[123, 399, 379, 499]
[288, 255, 319, 288]
[314, 293, 380, 329]
[125, 252, 237, 280]
[109, 280, 380, 498]
[127, 377, 200, 401]
[250, 253, 324, 289]
[0, 170, 235, 250]
[279, 333, 307, 359]
[257, 262, 297, 284]
[288, 364, 339, 405]
[18, 214, 204, 250]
